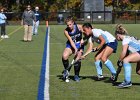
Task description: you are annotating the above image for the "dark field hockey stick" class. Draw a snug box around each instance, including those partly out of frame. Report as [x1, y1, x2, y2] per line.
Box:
[114, 60, 123, 82]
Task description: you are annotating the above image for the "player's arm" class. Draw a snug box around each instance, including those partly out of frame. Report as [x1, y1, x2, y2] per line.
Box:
[64, 30, 77, 53]
[21, 12, 24, 25]
[119, 44, 129, 61]
[94, 35, 105, 50]
[81, 37, 93, 59]
[77, 24, 89, 46]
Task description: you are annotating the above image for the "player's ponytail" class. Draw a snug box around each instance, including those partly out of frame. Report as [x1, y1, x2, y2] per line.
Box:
[115, 24, 128, 35]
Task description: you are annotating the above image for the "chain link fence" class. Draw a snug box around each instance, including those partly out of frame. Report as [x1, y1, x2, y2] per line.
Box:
[5, 10, 140, 25]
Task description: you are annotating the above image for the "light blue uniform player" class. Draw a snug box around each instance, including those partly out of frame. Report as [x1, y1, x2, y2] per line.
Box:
[82, 23, 117, 81]
[115, 24, 140, 88]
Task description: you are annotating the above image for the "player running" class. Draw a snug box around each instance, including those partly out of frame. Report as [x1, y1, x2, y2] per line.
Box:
[81, 23, 117, 81]
[115, 24, 140, 88]
[62, 16, 84, 82]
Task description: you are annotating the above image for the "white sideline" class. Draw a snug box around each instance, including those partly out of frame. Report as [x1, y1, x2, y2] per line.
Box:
[44, 27, 50, 100]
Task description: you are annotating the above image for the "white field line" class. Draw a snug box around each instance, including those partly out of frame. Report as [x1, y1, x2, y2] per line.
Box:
[44, 27, 50, 100]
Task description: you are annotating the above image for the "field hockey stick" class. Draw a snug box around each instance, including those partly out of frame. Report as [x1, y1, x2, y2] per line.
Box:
[65, 48, 97, 72]
[114, 61, 123, 82]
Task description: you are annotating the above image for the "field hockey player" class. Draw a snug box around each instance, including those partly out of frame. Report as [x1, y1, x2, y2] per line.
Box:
[82, 23, 117, 82]
[115, 24, 140, 88]
[62, 16, 84, 82]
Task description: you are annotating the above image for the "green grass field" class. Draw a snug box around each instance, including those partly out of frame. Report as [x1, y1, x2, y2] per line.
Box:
[0, 25, 46, 100]
[50, 24, 140, 100]
[0, 24, 140, 100]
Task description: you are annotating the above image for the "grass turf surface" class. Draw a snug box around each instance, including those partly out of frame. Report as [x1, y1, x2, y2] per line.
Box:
[0, 25, 46, 100]
[0, 24, 140, 100]
[50, 24, 140, 100]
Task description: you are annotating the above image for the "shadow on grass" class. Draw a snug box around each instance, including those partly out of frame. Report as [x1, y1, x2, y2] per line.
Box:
[20, 40, 34, 42]
[57, 75, 140, 88]
[57, 75, 109, 81]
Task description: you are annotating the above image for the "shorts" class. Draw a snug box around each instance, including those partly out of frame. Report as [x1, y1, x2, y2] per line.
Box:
[106, 40, 118, 53]
[66, 41, 84, 51]
[137, 50, 140, 54]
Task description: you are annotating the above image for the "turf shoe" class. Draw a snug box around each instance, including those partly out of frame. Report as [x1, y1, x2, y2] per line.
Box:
[97, 75, 104, 80]
[74, 75, 80, 82]
[62, 70, 69, 81]
[118, 81, 132, 88]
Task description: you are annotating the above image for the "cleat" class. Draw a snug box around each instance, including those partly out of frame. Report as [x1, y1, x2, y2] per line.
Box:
[97, 75, 104, 80]
[118, 81, 132, 88]
[1, 35, 4, 39]
[62, 70, 69, 81]
[4, 35, 9, 38]
[74, 75, 80, 82]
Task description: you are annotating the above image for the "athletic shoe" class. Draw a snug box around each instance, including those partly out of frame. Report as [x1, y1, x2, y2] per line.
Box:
[118, 81, 132, 88]
[74, 75, 80, 82]
[4, 35, 9, 38]
[62, 70, 69, 80]
[1, 35, 4, 39]
[97, 75, 104, 80]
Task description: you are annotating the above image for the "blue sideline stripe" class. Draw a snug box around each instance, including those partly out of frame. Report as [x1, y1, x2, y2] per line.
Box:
[37, 27, 49, 100]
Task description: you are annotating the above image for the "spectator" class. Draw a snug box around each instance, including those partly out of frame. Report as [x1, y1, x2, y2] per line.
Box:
[21, 5, 36, 42]
[32, 6, 41, 35]
[0, 8, 9, 39]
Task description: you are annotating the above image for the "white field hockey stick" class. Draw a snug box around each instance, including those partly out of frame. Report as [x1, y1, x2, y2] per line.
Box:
[65, 48, 97, 72]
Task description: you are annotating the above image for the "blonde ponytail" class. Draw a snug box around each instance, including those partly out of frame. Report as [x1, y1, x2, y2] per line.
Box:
[115, 24, 128, 35]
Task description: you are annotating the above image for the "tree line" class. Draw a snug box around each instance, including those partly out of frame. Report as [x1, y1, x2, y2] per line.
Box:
[0, 0, 140, 12]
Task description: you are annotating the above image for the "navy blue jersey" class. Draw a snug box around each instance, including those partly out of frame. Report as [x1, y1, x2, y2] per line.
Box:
[65, 24, 82, 43]
[34, 11, 41, 21]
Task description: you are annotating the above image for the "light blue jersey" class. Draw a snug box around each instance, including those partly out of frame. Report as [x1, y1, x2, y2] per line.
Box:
[92, 29, 116, 44]
[122, 36, 140, 53]
[0, 13, 7, 24]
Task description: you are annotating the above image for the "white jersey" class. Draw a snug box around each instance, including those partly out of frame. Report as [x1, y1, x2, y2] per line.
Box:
[88, 29, 115, 44]
[122, 36, 140, 53]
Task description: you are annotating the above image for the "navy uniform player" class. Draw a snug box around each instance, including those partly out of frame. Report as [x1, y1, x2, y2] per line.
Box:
[115, 24, 140, 88]
[62, 16, 84, 82]
[81, 23, 117, 81]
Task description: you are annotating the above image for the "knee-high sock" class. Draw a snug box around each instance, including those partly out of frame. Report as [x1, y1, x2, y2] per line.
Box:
[104, 59, 116, 75]
[123, 63, 131, 82]
[74, 61, 81, 76]
[95, 60, 103, 76]
[62, 58, 69, 69]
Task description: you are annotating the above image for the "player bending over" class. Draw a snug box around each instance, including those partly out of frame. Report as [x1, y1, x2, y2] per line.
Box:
[62, 16, 84, 82]
[115, 24, 140, 88]
[81, 23, 117, 81]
